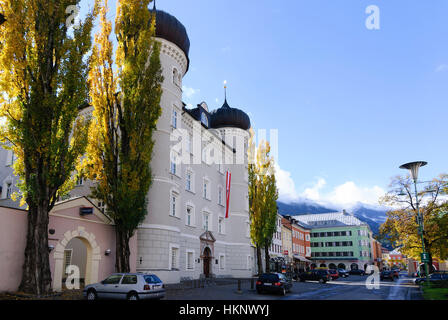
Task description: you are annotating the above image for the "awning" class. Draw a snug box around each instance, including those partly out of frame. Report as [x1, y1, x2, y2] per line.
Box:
[293, 254, 312, 263]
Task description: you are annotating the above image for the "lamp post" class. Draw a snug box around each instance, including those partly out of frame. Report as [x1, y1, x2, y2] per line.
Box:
[399, 161, 430, 281]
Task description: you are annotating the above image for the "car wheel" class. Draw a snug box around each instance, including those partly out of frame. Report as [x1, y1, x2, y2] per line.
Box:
[319, 278, 325, 284]
[256, 288, 262, 294]
[300, 277, 305, 282]
[86, 289, 97, 301]
[127, 292, 139, 300]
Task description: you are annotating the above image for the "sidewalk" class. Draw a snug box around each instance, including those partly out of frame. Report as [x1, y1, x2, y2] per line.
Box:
[165, 278, 258, 300]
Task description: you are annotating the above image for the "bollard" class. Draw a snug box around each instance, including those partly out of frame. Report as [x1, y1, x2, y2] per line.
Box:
[237, 279, 242, 294]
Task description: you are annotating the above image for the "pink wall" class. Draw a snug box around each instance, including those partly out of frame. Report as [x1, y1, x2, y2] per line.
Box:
[0, 207, 27, 292]
[0, 198, 137, 292]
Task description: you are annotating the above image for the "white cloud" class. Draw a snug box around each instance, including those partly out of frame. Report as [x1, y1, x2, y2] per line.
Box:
[182, 86, 200, 98]
[274, 164, 300, 203]
[275, 165, 385, 207]
[302, 178, 326, 201]
[326, 181, 385, 207]
[435, 64, 448, 73]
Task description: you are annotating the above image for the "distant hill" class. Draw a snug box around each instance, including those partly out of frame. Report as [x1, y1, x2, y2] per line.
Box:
[277, 201, 335, 215]
[277, 199, 391, 249]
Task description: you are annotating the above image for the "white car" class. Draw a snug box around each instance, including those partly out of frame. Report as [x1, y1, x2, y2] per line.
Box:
[83, 273, 165, 300]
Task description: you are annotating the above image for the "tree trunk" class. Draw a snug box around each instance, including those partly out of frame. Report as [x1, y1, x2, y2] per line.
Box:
[256, 245, 263, 275]
[115, 227, 131, 273]
[19, 203, 52, 295]
[264, 244, 270, 273]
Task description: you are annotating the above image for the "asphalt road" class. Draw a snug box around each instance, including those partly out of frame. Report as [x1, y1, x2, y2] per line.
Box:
[266, 272, 422, 300]
[165, 272, 422, 300]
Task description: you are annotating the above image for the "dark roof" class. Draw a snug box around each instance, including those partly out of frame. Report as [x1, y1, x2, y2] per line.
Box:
[151, 10, 190, 69]
[209, 99, 251, 130]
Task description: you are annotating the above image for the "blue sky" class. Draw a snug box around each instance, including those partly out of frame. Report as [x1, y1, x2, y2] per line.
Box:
[80, 0, 448, 207]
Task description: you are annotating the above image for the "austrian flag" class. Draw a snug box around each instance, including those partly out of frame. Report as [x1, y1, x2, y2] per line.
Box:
[225, 171, 232, 218]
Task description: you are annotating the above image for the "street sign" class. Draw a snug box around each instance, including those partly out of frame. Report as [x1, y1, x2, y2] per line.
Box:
[421, 252, 431, 263]
[80, 207, 93, 215]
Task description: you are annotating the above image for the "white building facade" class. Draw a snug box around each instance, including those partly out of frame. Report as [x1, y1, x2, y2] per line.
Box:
[0, 8, 253, 285]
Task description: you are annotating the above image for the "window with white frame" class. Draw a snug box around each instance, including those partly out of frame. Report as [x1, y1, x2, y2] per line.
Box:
[171, 107, 178, 128]
[170, 151, 178, 175]
[218, 217, 224, 234]
[186, 134, 192, 154]
[173, 67, 179, 86]
[186, 205, 194, 226]
[6, 182, 12, 199]
[97, 200, 106, 212]
[5, 150, 13, 166]
[170, 191, 179, 217]
[219, 254, 225, 270]
[186, 250, 194, 271]
[203, 178, 210, 200]
[169, 245, 179, 270]
[305, 234, 310, 241]
[247, 255, 252, 270]
[185, 169, 194, 192]
[76, 174, 84, 186]
[218, 186, 223, 205]
[202, 211, 211, 231]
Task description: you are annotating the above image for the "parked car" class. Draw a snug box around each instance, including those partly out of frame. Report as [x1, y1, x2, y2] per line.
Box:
[83, 273, 165, 300]
[328, 269, 339, 280]
[414, 272, 448, 285]
[256, 273, 293, 296]
[298, 269, 331, 283]
[348, 269, 365, 276]
[380, 270, 395, 281]
[337, 269, 349, 278]
[392, 269, 400, 278]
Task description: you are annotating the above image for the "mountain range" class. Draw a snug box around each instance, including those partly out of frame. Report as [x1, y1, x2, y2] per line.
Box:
[277, 199, 391, 247]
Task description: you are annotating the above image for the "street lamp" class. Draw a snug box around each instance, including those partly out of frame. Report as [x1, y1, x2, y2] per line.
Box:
[399, 161, 430, 281]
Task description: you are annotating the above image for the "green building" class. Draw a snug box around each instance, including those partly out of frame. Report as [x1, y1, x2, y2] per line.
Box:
[293, 211, 374, 271]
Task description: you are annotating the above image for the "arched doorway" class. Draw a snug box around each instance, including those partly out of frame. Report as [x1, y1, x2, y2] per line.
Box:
[52, 226, 101, 292]
[328, 263, 337, 270]
[203, 247, 212, 278]
[63, 238, 88, 288]
[320, 263, 327, 268]
[350, 263, 358, 270]
[338, 263, 346, 269]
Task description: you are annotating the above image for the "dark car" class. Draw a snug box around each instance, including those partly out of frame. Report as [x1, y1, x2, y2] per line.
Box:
[298, 269, 331, 283]
[328, 269, 339, 280]
[349, 269, 365, 276]
[380, 270, 395, 281]
[392, 269, 400, 278]
[414, 272, 448, 285]
[256, 273, 293, 296]
[337, 269, 349, 278]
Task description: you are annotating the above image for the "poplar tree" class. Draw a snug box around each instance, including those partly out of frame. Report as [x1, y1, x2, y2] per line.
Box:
[0, 0, 95, 294]
[248, 132, 279, 275]
[85, 0, 163, 272]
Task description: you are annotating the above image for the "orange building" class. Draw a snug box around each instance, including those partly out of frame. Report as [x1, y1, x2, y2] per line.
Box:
[371, 239, 383, 269]
[285, 216, 312, 272]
